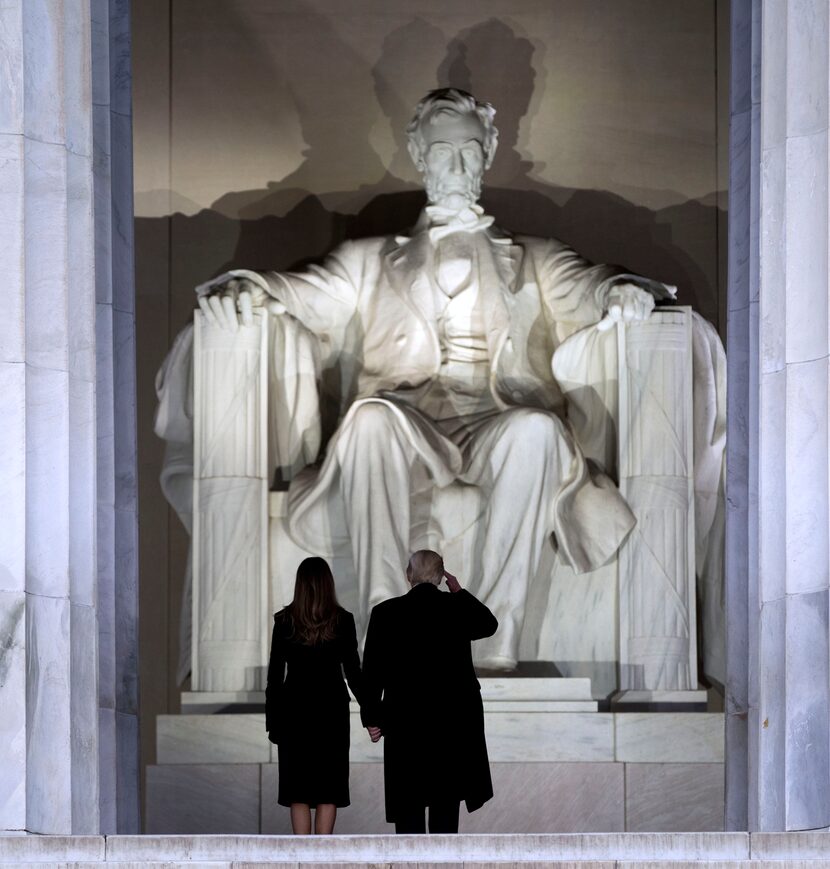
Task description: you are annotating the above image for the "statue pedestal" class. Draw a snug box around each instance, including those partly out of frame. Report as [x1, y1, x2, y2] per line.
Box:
[148, 678, 724, 834]
[611, 688, 711, 713]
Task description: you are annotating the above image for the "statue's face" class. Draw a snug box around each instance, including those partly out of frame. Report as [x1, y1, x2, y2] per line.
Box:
[418, 111, 487, 210]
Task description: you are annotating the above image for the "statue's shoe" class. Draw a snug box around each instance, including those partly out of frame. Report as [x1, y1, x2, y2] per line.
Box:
[474, 655, 518, 672]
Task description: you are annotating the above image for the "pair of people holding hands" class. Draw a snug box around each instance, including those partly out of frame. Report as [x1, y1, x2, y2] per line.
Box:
[265, 551, 498, 834]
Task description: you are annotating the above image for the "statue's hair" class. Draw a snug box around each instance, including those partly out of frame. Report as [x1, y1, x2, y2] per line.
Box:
[406, 549, 444, 586]
[406, 88, 499, 169]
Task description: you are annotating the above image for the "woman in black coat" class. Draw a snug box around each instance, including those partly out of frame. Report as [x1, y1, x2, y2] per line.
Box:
[265, 557, 365, 834]
[360, 549, 498, 833]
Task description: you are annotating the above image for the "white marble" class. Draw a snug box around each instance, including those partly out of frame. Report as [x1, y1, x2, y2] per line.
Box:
[479, 677, 592, 701]
[751, 831, 830, 859]
[758, 143, 785, 374]
[105, 832, 751, 863]
[69, 377, 97, 606]
[0, 5, 23, 134]
[157, 714, 270, 764]
[25, 365, 70, 600]
[784, 590, 830, 830]
[756, 597, 785, 830]
[145, 764, 261, 834]
[613, 689, 708, 709]
[164, 710, 728, 768]
[617, 311, 697, 691]
[784, 132, 829, 365]
[757, 368, 785, 604]
[0, 590, 26, 829]
[0, 363, 25, 594]
[0, 134, 24, 367]
[23, 139, 69, 372]
[25, 594, 72, 833]
[785, 0, 829, 139]
[70, 602, 101, 834]
[784, 357, 829, 597]
[0, 836, 105, 863]
[614, 713, 724, 763]
[67, 147, 96, 382]
[92, 106, 112, 306]
[625, 763, 724, 832]
[21, 2, 65, 143]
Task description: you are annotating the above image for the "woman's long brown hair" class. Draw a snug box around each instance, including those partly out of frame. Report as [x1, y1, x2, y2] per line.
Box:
[287, 557, 340, 645]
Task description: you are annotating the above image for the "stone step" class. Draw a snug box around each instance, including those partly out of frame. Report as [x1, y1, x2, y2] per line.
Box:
[2, 831, 830, 865]
[181, 677, 597, 715]
[157, 711, 723, 765]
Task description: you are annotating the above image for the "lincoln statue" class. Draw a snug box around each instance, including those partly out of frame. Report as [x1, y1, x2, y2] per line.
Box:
[156, 89, 724, 675]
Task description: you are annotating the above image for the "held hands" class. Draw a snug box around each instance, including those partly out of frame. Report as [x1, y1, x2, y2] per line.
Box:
[366, 726, 382, 743]
[597, 281, 656, 332]
[195, 274, 286, 331]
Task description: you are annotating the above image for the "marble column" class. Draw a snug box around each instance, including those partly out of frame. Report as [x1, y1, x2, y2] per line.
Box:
[727, 0, 830, 832]
[0, 0, 138, 834]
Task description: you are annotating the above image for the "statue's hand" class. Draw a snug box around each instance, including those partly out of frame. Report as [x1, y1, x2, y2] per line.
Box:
[196, 274, 285, 331]
[597, 281, 656, 332]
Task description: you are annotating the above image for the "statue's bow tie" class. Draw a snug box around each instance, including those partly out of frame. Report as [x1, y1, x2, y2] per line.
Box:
[425, 204, 495, 243]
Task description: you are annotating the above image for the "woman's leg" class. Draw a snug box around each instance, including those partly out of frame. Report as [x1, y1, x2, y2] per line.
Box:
[290, 803, 312, 834]
[314, 803, 337, 834]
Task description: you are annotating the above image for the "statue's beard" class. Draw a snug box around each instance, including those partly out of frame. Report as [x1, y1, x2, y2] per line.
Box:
[424, 173, 482, 210]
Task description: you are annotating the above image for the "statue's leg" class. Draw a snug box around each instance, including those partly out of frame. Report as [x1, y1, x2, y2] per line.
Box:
[460, 408, 575, 668]
[334, 402, 422, 621]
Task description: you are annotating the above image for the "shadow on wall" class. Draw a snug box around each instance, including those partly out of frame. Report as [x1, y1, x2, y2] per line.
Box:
[136, 14, 724, 341]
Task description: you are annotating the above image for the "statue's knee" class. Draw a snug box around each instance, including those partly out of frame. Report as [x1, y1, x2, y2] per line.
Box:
[502, 408, 564, 450]
[347, 402, 397, 438]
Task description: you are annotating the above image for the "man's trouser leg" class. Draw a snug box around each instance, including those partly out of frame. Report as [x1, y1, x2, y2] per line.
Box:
[428, 799, 460, 833]
[394, 806, 426, 834]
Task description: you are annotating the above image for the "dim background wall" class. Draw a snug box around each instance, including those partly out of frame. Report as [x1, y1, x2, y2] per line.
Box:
[132, 0, 729, 826]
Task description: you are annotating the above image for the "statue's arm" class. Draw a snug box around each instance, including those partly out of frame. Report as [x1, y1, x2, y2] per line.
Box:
[535, 239, 676, 338]
[195, 241, 363, 336]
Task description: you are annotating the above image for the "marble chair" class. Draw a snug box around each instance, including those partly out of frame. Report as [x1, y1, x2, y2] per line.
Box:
[166, 305, 724, 699]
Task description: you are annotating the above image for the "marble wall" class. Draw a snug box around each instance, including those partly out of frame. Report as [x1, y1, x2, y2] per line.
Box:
[145, 710, 725, 835]
[726, 0, 830, 832]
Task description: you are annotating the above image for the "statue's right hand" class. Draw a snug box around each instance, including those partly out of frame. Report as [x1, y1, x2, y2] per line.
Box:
[195, 274, 285, 331]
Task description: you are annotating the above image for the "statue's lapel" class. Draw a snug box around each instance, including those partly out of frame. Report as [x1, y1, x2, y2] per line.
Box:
[489, 227, 524, 295]
[384, 227, 437, 330]
[478, 229, 524, 358]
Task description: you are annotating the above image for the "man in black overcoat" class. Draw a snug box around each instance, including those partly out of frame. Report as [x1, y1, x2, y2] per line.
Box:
[361, 549, 498, 833]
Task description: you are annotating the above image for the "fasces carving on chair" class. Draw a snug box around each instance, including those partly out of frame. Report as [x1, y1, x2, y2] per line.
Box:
[154, 89, 726, 693]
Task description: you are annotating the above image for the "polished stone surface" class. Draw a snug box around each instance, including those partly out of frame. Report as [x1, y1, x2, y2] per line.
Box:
[106, 832, 751, 862]
[157, 714, 270, 764]
[625, 763, 725, 832]
[145, 764, 261, 834]
[8, 830, 829, 865]
[150, 755, 724, 835]
[614, 713, 724, 763]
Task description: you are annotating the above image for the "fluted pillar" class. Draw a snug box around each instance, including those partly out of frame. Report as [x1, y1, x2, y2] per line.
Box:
[727, 0, 830, 832]
[0, 0, 138, 834]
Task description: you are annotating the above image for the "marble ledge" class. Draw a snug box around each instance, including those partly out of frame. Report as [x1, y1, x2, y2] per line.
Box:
[104, 833, 751, 863]
[160, 711, 724, 766]
[614, 713, 724, 763]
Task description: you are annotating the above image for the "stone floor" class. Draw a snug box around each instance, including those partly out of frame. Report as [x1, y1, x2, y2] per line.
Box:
[1, 832, 830, 866]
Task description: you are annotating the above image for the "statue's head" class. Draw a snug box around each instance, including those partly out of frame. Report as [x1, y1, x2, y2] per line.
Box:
[406, 88, 499, 210]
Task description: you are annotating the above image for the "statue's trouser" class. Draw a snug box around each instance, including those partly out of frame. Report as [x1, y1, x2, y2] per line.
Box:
[336, 402, 576, 668]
